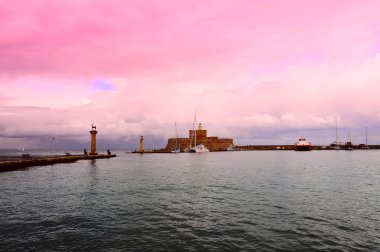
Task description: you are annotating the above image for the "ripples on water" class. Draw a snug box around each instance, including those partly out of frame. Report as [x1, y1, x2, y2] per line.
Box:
[1, 151, 380, 251]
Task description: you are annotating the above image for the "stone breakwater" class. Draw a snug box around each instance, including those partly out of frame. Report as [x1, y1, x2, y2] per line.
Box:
[0, 154, 116, 172]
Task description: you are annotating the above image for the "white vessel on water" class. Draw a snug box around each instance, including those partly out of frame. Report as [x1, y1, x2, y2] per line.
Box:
[363, 126, 370, 149]
[226, 144, 239, 151]
[188, 144, 209, 153]
[171, 148, 180, 153]
[331, 141, 342, 150]
[294, 137, 312, 151]
[186, 110, 209, 153]
[333, 117, 341, 150]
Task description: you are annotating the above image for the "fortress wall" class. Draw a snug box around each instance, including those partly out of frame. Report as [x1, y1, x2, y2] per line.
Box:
[203, 138, 233, 151]
[189, 130, 207, 145]
[165, 137, 233, 151]
[165, 127, 233, 151]
[207, 137, 218, 141]
[165, 138, 190, 151]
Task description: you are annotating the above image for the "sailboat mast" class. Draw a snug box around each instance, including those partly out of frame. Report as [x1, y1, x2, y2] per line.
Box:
[335, 117, 338, 147]
[191, 121, 194, 148]
[175, 122, 179, 149]
[366, 126, 368, 147]
[194, 110, 197, 146]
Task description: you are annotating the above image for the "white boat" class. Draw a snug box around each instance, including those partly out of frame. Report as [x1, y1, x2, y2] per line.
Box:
[187, 110, 209, 153]
[333, 117, 340, 150]
[227, 144, 239, 151]
[331, 141, 342, 150]
[227, 145, 235, 151]
[189, 144, 209, 153]
[294, 137, 312, 151]
[171, 122, 181, 153]
[20, 145, 31, 159]
[363, 126, 370, 149]
[171, 148, 180, 153]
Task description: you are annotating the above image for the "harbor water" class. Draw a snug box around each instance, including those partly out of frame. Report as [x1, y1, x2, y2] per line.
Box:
[1, 150, 379, 251]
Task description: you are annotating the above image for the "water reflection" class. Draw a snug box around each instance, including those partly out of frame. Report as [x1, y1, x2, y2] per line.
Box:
[90, 159, 96, 167]
[0, 151, 379, 251]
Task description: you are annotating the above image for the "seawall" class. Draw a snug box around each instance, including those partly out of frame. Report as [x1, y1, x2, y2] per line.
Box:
[0, 154, 116, 172]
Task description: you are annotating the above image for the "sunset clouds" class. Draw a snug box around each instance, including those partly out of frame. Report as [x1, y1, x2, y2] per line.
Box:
[1, 0, 380, 148]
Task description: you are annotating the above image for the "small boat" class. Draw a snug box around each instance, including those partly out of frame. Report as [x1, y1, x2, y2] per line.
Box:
[331, 141, 342, 150]
[171, 148, 180, 153]
[294, 137, 312, 151]
[362, 126, 370, 149]
[345, 130, 354, 151]
[333, 117, 340, 150]
[186, 110, 209, 153]
[227, 144, 237, 151]
[345, 142, 354, 151]
[184, 144, 209, 153]
[20, 145, 31, 159]
[171, 122, 181, 153]
[188, 144, 209, 153]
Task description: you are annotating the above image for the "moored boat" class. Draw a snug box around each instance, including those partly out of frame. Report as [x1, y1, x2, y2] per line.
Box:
[185, 110, 210, 153]
[227, 144, 239, 151]
[345, 130, 354, 151]
[188, 144, 209, 153]
[333, 117, 340, 150]
[345, 142, 354, 151]
[362, 126, 370, 149]
[171, 148, 180, 153]
[294, 137, 312, 151]
[171, 122, 181, 153]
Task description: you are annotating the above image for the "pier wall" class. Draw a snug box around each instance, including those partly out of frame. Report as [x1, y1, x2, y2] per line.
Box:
[0, 154, 116, 172]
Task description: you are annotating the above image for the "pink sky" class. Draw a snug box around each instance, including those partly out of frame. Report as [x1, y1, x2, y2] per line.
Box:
[1, 0, 380, 148]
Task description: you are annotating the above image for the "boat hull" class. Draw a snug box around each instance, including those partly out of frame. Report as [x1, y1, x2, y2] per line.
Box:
[171, 148, 180, 153]
[294, 145, 312, 151]
[186, 144, 209, 153]
[194, 149, 209, 153]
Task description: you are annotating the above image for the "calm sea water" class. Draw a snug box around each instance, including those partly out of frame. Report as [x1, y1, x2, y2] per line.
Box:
[1, 150, 379, 251]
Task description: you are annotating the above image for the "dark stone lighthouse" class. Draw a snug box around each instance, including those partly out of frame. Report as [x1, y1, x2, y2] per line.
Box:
[90, 124, 98, 155]
[139, 135, 144, 153]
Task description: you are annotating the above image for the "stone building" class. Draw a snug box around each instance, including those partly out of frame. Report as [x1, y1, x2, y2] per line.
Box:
[165, 123, 233, 151]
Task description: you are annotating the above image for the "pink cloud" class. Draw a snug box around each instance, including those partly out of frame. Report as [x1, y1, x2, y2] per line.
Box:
[1, 0, 380, 148]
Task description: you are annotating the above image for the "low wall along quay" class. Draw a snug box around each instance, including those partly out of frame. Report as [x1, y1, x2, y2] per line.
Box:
[0, 154, 116, 172]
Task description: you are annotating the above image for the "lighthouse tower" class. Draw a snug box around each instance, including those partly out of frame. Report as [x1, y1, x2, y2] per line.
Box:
[139, 135, 144, 153]
[89, 124, 98, 155]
